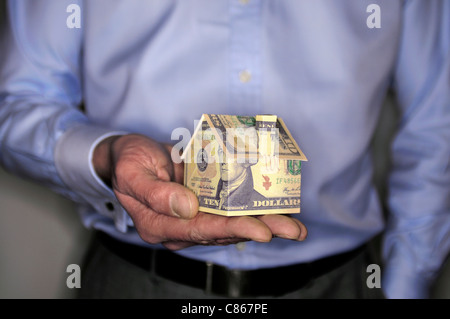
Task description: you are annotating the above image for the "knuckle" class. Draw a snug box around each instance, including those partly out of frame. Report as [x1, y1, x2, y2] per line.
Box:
[112, 159, 134, 188]
[188, 227, 205, 242]
[135, 213, 165, 245]
[143, 186, 159, 204]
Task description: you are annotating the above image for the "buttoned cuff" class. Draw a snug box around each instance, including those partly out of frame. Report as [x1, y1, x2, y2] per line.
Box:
[54, 123, 131, 233]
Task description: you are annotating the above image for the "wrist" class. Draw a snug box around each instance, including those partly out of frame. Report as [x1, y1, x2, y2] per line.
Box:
[93, 135, 122, 186]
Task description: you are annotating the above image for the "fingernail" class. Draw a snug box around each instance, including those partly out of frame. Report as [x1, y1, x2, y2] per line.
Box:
[276, 231, 304, 241]
[278, 234, 296, 240]
[169, 192, 193, 219]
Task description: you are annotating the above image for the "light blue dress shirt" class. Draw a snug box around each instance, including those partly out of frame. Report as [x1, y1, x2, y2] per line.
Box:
[0, 0, 449, 299]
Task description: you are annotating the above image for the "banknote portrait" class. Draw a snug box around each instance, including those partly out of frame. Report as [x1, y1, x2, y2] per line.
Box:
[215, 160, 267, 210]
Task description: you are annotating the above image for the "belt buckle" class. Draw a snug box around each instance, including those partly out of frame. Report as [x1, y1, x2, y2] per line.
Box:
[225, 269, 244, 298]
[206, 263, 246, 298]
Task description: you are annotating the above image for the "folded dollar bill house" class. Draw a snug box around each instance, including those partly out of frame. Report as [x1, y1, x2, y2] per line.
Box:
[181, 114, 308, 216]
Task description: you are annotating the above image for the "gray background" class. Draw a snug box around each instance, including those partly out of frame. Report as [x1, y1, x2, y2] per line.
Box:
[0, 0, 448, 299]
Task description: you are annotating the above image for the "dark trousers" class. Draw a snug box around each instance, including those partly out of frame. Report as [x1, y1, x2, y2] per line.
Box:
[77, 233, 385, 299]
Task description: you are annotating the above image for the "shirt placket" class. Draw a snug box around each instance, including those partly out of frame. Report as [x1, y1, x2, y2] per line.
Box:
[226, 0, 262, 267]
[228, 0, 262, 115]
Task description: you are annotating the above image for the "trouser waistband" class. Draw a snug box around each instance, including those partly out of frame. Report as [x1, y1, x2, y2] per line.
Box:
[96, 231, 365, 298]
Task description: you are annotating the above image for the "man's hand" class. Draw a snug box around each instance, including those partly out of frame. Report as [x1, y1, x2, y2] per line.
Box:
[93, 134, 307, 250]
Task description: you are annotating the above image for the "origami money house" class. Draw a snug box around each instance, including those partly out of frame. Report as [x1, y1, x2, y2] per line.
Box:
[181, 114, 308, 216]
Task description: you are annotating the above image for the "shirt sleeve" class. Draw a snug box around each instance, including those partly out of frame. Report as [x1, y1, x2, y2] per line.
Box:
[382, 0, 450, 298]
[0, 0, 130, 232]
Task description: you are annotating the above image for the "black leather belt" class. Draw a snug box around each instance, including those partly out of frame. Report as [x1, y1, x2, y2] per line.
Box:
[97, 231, 364, 298]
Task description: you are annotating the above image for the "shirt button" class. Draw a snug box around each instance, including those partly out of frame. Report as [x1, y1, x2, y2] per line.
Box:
[239, 70, 252, 83]
[236, 242, 246, 251]
[105, 202, 115, 211]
